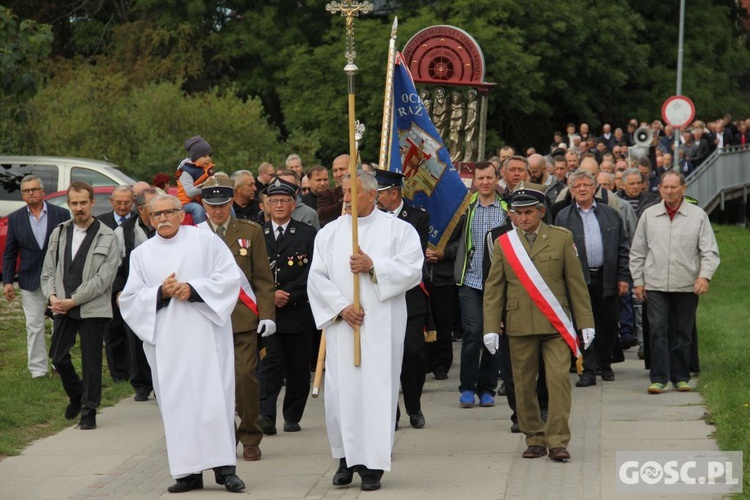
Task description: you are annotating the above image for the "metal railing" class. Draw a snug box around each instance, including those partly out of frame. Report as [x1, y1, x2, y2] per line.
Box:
[685, 145, 750, 214]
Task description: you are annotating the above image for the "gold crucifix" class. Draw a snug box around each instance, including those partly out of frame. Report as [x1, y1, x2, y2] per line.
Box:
[326, 0, 373, 68]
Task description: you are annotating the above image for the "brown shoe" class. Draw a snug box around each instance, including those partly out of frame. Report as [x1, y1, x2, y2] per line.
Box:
[522, 445, 547, 459]
[243, 444, 261, 461]
[548, 447, 571, 461]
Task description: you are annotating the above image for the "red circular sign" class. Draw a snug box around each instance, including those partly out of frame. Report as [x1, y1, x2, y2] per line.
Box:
[402, 25, 488, 88]
[662, 95, 695, 128]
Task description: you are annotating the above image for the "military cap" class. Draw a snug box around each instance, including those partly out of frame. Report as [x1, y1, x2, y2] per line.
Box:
[374, 169, 404, 190]
[201, 176, 234, 205]
[265, 176, 298, 197]
[510, 181, 546, 208]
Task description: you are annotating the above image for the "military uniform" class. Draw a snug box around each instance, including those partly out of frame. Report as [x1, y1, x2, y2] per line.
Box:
[209, 215, 276, 452]
[484, 222, 593, 453]
[395, 200, 430, 422]
[259, 218, 317, 428]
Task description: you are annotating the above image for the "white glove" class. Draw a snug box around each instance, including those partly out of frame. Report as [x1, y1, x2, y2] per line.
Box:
[483, 333, 500, 355]
[258, 319, 277, 338]
[582, 328, 595, 350]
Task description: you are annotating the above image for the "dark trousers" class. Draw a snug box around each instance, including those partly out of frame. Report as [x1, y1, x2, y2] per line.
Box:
[646, 291, 698, 384]
[458, 285, 500, 395]
[400, 313, 426, 414]
[582, 273, 620, 375]
[49, 316, 107, 413]
[125, 323, 153, 395]
[427, 285, 456, 374]
[104, 303, 129, 381]
[259, 329, 312, 424]
[499, 333, 548, 424]
[619, 284, 634, 337]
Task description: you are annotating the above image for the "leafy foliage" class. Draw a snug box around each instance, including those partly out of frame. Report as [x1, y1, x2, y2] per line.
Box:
[1, 1, 749, 165]
[0, 6, 52, 150]
[19, 67, 303, 180]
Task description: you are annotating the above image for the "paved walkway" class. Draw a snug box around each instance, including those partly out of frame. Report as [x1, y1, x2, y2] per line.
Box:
[0, 344, 720, 499]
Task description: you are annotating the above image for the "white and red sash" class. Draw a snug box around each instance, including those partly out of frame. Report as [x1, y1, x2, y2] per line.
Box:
[498, 229, 581, 360]
[238, 272, 259, 316]
[197, 221, 259, 316]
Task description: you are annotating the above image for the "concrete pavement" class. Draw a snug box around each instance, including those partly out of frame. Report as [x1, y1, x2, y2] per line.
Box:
[0, 344, 722, 499]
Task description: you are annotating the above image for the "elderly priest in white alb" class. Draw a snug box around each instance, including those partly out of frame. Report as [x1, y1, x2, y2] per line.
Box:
[307, 171, 423, 492]
[119, 194, 245, 494]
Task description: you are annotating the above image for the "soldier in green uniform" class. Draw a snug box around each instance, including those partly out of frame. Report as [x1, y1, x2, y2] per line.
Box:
[200, 178, 276, 463]
[483, 186, 594, 462]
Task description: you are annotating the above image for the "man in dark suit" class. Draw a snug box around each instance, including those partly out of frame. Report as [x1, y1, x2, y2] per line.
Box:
[301, 165, 330, 211]
[3, 175, 70, 378]
[375, 169, 431, 429]
[97, 185, 135, 383]
[258, 177, 317, 434]
[555, 170, 630, 386]
[199, 177, 276, 462]
[113, 188, 158, 401]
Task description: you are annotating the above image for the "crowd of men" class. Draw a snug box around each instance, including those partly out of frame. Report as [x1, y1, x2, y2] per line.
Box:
[1, 122, 727, 492]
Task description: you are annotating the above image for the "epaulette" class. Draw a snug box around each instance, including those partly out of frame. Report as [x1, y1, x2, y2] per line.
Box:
[236, 219, 260, 228]
[548, 225, 571, 233]
[413, 204, 427, 212]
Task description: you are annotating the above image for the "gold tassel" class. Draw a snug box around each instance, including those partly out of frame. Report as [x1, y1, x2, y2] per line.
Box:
[424, 330, 437, 343]
[575, 355, 583, 374]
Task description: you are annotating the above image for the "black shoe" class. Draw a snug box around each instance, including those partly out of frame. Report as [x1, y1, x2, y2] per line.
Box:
[283, 421, 301, 432]
[510, 422, 521, 433]
[134, 391, 150, 402]
[451, 333, 463, 342]
[215, 473, 245, 493]
[540, 409, 548, 423]
[637, 347, 645, 360]
[332, 458, 354, 486]
[601, 370, 615, 382]
[65, 398, 82, 420]
[168, 473, 203, 493]
[409, 411, 425, 429]
[434, 367, 448, 380]
[359, 469, 383, 492]
[256, 416, 277, 435]
[576, 374, 597, 387]
[78, 410, 96, 430]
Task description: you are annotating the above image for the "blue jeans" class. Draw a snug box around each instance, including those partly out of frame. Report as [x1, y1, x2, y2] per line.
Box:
[182, 201, 206, 224]
[458, 285, 500, 395]
[646, 291, 698, 384]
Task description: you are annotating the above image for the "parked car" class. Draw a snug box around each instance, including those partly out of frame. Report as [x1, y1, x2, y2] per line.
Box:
[0, 186, 198, 278]
[0, 156, 136, 217]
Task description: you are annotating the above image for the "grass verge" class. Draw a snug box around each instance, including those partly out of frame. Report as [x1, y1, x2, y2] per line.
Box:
[698, 225, 750, 496]
[0, 295, 133, 458]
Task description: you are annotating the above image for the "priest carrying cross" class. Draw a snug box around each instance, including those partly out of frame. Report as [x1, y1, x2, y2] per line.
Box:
[307, 171, 423, 491]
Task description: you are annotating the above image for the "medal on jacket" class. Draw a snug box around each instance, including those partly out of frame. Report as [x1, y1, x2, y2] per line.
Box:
[238, 238, 249, 256]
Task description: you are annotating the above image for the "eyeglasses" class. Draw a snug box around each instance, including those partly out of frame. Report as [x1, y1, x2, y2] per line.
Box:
[301, 188, 310, 193]
[572, 184, 595, 189]
[21, 187, 42, 194]
[266, 198, 293, 206]
[150, 209, 182, 219]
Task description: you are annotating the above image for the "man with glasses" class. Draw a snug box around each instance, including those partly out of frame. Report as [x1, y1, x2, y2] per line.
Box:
[120, 193, 247, 493]
[41, 181, 120, 429]
[555, 171, 630, 387]
[113, 188, 158, 401]
[3, 175, 70, 378]
[97, 185, 135, 383]
[258, 177, 316, 435]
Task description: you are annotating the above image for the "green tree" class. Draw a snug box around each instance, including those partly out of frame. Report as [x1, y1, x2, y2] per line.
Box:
[0, 6, 52, 151]
[18, 66, 313, 180]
